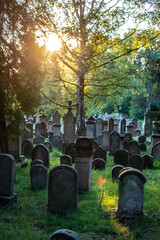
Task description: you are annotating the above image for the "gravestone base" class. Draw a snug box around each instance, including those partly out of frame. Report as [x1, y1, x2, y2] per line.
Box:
[0, 193, 17, 207]
[116, 208, 144, 219]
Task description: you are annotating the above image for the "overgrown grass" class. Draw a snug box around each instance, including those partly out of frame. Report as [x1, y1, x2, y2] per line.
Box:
[0, 145, 160, 240]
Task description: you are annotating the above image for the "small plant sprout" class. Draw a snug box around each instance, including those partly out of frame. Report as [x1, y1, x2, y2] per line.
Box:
[97, 176, 106, 208]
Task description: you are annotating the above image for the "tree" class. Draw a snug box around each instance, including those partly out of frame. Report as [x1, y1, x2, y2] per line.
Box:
[34, 0, 160, 135]
[0, 0, 44, 152]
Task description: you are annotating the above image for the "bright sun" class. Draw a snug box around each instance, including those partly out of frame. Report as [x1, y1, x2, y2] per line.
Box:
[46, 34, 62, 52]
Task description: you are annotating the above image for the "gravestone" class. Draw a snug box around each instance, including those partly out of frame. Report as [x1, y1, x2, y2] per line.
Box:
[123, 132, 132, 151]
[7, 125, 20, 158]
[22, 139, 33, 158]
[117, 168, 147, 218]
[53, 123, 61, 137]
[65, 143, 76, 164]
[22, 126, 30, 142]
[102, 130, 110, 150]
[52, 135, 62, 148]
[134, 129, 141, 136]
[39, 114, 48, 136]
[60, 155, 72, 166]
[32, 144, 50, 167]
[126, 123, 134, 135]
[103, 120, 108, 131]
[85, 116, 95, 138]
[25, 122, 33, 138]
[49, 229, 82, 240]
[139, 143, 147, 152]
[132, 117, 138, 134]
[44, 141, 52, 152]
[52, 110, 61, 124]
[114, 149, 129, 167]
[30, 164, 47, 190]
[33, 135, 45, 145]
[95, 118, 104, 137]
[30, 159, 44, 167]
[48, 120, 53, 131]
[92, 158, 105, 170]
[137, 121, 142, 131]
[93, 141, 99, 150]
[143, 154, 154, 169]
[119, 134, 125, 150]
[128, 140, 140, 155]
[112, 165, 124, 180]
[128, 154, 143, 171]
[35, 121, 45, 137]
[48, 165, 78, 213]
[95, 134, 103, 147]
[120, 119, 126, 135]
[138, 135, 146, 144]
[93, 146, 107, 162]
[151, 133, 160, 147]
[75, 138, 93, 192]
[48, 130, 54, 145]
[110, 130, 120, 155]
[109, 117, 114, 133]
[63, 102, 76, 144]
[151, 142, 160, 160]
[0, 154, 17, 206]
[114, 119, 119, 132]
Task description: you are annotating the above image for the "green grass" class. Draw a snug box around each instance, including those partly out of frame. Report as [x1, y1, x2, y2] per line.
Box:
[0, 146, 160, 240]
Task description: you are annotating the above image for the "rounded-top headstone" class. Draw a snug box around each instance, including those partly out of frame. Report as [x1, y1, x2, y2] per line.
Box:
[92, 158, 105, 170]
[60, 155, 72, 166]
[30, 159, 44, 167]
[112, 165, 124, 180]
[49, 229, 82, 240]
[114, 149, 129, 167]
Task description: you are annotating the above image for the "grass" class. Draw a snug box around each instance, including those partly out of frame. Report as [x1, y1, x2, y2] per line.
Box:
[0, 145, 160, 240]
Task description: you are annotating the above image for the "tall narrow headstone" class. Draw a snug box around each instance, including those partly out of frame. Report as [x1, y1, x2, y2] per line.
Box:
[110, 130, 120, 155]
[120, 119, 126, 135]
[52, 110, 61, 124]
[109, 118, 114, 133]
[95, 118, 104, 137]
[30, 164, 47, 190]
[85, 116, 95, 138]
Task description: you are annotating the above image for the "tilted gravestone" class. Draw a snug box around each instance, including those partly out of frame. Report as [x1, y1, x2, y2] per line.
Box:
[30, 159, 44, 167]
[44, 141, 52, 152]
[114, 149, 129, 167]
[110, 130, 120, 155]
[117, 168, 147, 218]
[143, 154, 154, 169]
[32, 144, 50, 167]
[112, 165, 124, 180]
[48, 165, 78, 213]
[75, 138, 93, 192]
[151, 142, 160, 160]
[49, 229, 82, 240]
[128, 154, 143, 171]
[92, 158, 105, 170]
[22, 139, 33, 158]
[128, 140, 140, 156]
[0, 154, 17, 205]
[60, 155, 72, 166]
[30, 164, 47, 190]
[93, 146, 107, 163]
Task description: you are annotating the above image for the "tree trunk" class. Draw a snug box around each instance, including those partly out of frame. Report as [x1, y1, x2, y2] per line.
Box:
[77, 75, 86, 136]
[0, 103, 8, 153]
[0, 0, 4, 42]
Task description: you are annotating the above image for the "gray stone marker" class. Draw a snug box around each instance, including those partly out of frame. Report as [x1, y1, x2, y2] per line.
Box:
[102, 130, 110, 150]
[52, 110, 61, 124]
[95, 118, 104, 137]
[33, 135, 45, 145]
[48, 130, 54, 145]
[0, 154, 17, 206]
[53, 123, 61, 137]
[26, 122, 33, 138]
[39, 114, 48, 136]
[120, 119, 126, 135]
[112, 165, 124, 180]
[138, 135, 146, 144]
[110, 130, 120, 155]
[85, 117, 95, 138]
[139, 143, 147, 152]
[95, 134, 103, 147]
[65, 143, 76, 164]
[126, 122, 134, 135]
[128, 154, 143, 171]
[117, 168, 147, 218]
[44, 141, 53, 152]
[151, 142, 160, 160]
[48, 165, 78, 213]
[7, 125, 20, 158]
[119, 134, 125, 150]
[132, 117, 138, 135]
[93, 146, 107, 162]
[49, 229, 82, 240]
[75, 138, 93, 192]
[128, 140, 140, 155]
[114, 149, 129, 167]
[30, 164, 47, 190]
[123, 132, 132, 151]
[48, 120, 53, 131]
[60, 155, 72, 166]
[109, 117, 114, 133]
[22, 139, 33, 158]
[134, 129, 141, 136]
[30, 159, 44, 167]
[151, 133, 160, 147]
[143, 154, 154, 169]
[32, 144, 50, 167]
[52, 135, 62, 148]
[92, 158, 105, 170]
[22, 126, 30, 142]
[35, 121, 46, 137]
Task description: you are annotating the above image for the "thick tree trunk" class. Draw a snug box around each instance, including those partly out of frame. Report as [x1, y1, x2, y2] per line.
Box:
[0, 103, 8, 153]
[77, 75, 86, 136]
[0, 0, 4, 42]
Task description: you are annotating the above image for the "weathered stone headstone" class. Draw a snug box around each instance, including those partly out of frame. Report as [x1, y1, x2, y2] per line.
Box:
[139, 143, 147, 152]
[30, 164, 47, 190]
[48, 165, 78, 213]
[25, 122, 33, 138]
[112, 165, 124, 180]
[35, 121, 45, 137]
[85, 116, 95, 138]
[75, 138, 93, 192]
[128, 140, 140, 155]
[126, 122, 134, 135]
[30, 159, 44, 167]
[0, 154, 17, 205]
[39, 114, 48, 136]
[151, 133, 160, 147]
[114, 119, 119, 132]
[52, 135, 62, 148]
[109, 117, 114, 133]
[53, 123, 61, 137]
[22, 126, 30, 142]
[119, 134, 125, 150]
[65, 143, 76, 163]
[7, 125, 20, 158]
[32, 144, 50, 167]
[134, 129, 141, 136]
[95, 118, 104, 137]
[33, 135, 45, 145]
[92, 158, 105, 170]
[137, 121, 142, 131]
[110, 130, 120, 155]
[95, 134, 103, 147]
[48, 120, 53, 131]
[48, 130, 54, 145]
[117, 168, 147, 218]
[49, 229, 82, 240]
[114, 149, 129, 167]
[123, 132, 132, 151]
[93, 146, 107, 162]
[52, 110, 61, 124]
[44, 141, 52, 152]
[60, 155, 72, 166]
[138, 135, 146, 144]
[102, 130, 110, 150]
[143, 154, 154, 169]
[103, 120, 108, 131]
[120, 119, 126, 135]
[151, 142, 160, 160]
[128, 154, 143, 171]
[22, 139, 33, 158]
[132, 117, 138, 134]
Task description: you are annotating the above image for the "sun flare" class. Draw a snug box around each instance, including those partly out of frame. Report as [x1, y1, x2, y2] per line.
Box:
[46, 34, 62, 52]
